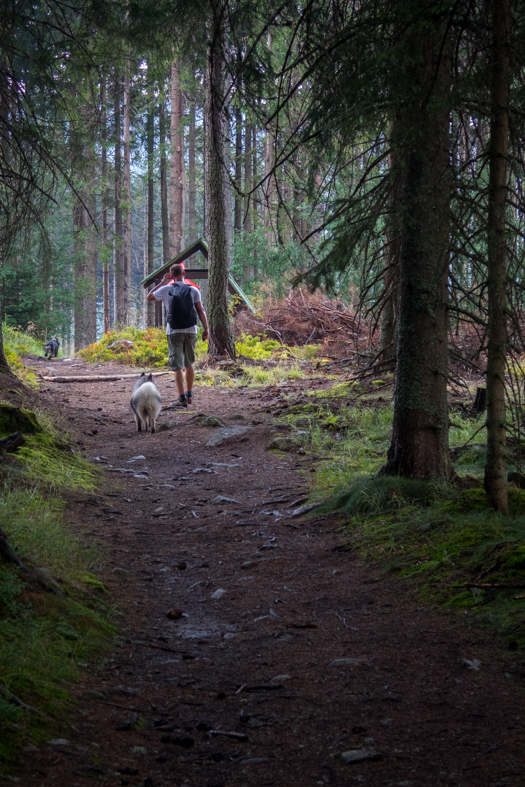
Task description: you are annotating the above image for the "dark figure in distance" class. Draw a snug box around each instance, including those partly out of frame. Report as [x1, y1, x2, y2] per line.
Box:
[44, 337, 59, 359]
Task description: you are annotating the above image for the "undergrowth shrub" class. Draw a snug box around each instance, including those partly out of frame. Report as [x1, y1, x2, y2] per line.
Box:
[2, 325, 41, 387]
[79, 328, 320, 374]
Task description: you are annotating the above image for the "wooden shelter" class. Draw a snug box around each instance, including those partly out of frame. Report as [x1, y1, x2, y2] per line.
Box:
[141, 238, 254, 328]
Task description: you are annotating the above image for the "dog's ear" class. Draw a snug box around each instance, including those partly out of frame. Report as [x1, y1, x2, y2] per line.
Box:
[148, 373, 153, 381]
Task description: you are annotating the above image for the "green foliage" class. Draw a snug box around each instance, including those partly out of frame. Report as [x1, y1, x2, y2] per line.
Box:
[2, 325, 43, 387]
[79, 329, 320, 387]
[79, 326, 170, 367]
[236, 333, 284, 359]
[231, 228, 313, 297]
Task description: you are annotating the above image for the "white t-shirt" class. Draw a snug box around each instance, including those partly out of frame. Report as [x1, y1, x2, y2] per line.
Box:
[153, 282, 202, 335]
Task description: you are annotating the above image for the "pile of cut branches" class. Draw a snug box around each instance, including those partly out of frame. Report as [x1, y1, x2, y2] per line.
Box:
[234, 290, 370, 354]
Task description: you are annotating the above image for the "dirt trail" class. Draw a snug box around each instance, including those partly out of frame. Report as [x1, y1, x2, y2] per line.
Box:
[20, 360, 525, 787]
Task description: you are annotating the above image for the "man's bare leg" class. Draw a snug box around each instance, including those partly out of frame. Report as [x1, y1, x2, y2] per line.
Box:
[174, 369, 185, 396]
[185, 366, 194, 395]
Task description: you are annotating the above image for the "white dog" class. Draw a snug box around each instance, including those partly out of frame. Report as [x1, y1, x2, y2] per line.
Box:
[130, 373, 162, 434]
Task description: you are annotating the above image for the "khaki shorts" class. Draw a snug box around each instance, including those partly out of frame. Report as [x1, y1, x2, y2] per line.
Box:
[167, 333, 197, 371]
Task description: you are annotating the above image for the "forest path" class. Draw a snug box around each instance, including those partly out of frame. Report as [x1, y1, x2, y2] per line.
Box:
[22, 360, 525, 787]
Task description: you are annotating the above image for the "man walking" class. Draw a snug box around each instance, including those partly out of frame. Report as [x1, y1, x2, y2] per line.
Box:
[147, 263, 209, 407]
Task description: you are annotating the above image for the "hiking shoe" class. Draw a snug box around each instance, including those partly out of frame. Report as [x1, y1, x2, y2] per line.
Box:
[185, 390, 193, 405]
[178, 393, 188, 408]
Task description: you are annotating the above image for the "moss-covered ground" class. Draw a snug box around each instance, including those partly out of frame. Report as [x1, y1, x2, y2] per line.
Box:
[274, 378, 525, 653]
[0, 402, 113, 772]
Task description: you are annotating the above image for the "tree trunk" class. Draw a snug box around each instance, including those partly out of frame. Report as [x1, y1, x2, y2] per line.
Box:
[0, 301, 12, 376]
[384, 10, 452, 479]
[188, 100, 197, 243]
[160, 100, 170, 264]
[101, 77, 110, 334]
[74, 192, 97, 351]
[485, 0, 510, 513]
[243, 121, 253, 282]
[204, 12, 235, 359]
[234, 105, 242, 234]
[147, 89, 155, 328]
[263, 128, 275, 246]
[379, 132, 400, 363]
[114, 78, 124, 325]
[122, 61, 131, 324]
[170, 59, 185, 257]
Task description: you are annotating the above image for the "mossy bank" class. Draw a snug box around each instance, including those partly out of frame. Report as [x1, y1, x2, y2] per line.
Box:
[0, 399, 114, 773]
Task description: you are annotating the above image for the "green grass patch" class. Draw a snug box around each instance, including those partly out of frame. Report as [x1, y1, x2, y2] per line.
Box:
[15, 434, 98, 493]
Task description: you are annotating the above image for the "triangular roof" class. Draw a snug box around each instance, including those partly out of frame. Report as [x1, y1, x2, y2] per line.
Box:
[141, 237, 254, 313]
[141, 238, 209, 288]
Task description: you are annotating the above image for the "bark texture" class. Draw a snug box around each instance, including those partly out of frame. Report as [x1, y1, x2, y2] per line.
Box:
[204, 10, 235, 359]
[484, 0, 510, 513]
[160, 101, 170, 263]
[385, 11, 452, 479]
[234, 105, 242, 233]
[114, 79, 124, 325]
[188, 101, 197, 243]
[101, 78, 110, 334]
[379, 136, 401, 363]
[170, 59, 185, 257]
[147, 98, 155, 328]
[122, 62, 131, 324]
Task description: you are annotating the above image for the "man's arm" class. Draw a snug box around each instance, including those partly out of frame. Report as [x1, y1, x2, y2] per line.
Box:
[146, 272, 172, 302]
[195, 302, 209, 341]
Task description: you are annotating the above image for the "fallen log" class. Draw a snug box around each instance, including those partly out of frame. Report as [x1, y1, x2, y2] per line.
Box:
[40, 371, 169, 383]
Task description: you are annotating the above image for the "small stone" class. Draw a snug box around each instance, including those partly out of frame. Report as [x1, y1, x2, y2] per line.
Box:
[127, 455, 146, 461]
[330, 658, 364, 667]
[211, 588, 226, 600]
[48, 738, 70, 746]
[461, 658, 481, 671]
[158, 483, 176, 489]
[84, 690, 106, 700]
[22, 744, 40, 753]
[112, 567, 129, 576]
[241, 560, 258, 570]
[333, 569, 342, 575]
[158, 420, 177, 432]
[340, 749, 381, 764]
[167, 608, 183, 620]
[270, 674, 290, 683]
[268, 436, 298, 452]
[196, 415, 226, 427]
[229, 414, 246, 420]
[109, 686, 139, 696]
[176, 561, 187, 570]
[211, 495, 239, 504]
[223, 632, 238, 640]
[206, 425, 253, 448]
[133, 474, 149, 479]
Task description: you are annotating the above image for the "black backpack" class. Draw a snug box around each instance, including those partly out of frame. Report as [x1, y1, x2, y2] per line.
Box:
[167, 283, 198, 330]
